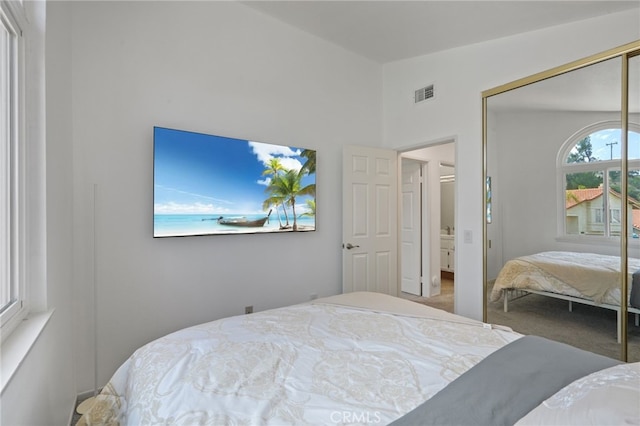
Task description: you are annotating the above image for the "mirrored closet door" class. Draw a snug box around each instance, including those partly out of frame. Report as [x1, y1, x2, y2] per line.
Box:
[483, 41, 640, 362]
[626, 51, 640, 362]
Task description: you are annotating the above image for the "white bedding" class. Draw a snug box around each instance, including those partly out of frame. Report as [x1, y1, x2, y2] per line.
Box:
[78, 292, 521, 425]
[491, 251, 640, 305]
[516, 361, 640, 425]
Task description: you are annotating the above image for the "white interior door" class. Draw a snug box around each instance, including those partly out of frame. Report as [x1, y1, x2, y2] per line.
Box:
[401, 159, 421, 295]
[342, 145, 398, 296]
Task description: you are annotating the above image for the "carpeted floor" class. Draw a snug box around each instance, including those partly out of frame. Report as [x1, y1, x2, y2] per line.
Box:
[401, 274, 455, 313]
[402, 275, 640, 361]
[486, 288, 640, 361]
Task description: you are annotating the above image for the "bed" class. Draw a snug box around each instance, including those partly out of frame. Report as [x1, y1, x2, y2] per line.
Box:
[77, 291, 638, 425]
[490, 251, 640, 340]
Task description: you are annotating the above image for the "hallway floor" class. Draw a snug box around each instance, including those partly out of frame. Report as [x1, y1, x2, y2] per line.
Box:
[401, 274, 454, 313]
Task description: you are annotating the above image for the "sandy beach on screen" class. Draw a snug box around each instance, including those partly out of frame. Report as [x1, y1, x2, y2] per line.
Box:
[154, 224, 315, 238]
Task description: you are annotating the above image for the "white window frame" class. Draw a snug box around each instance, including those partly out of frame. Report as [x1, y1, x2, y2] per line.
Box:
[557, 121, 640, 244]
[593, 208, 603, 224]
[0, 0, 27, 342]
[611, 208, 621, 224]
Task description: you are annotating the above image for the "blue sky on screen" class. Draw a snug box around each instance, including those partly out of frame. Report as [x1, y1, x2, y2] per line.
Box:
[154, 127, 315, 215]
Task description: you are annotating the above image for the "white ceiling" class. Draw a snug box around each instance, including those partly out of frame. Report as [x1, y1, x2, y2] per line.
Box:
[242, 1, 640, 64]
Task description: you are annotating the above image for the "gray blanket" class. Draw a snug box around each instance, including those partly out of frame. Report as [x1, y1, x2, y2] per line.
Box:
[389, 335, 621, 426]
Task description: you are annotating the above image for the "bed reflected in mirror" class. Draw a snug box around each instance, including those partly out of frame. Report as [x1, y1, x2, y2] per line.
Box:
[484, 44, 640, 362]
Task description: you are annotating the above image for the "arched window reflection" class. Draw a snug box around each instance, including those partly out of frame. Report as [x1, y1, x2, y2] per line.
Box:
[559, 123, 640, 238]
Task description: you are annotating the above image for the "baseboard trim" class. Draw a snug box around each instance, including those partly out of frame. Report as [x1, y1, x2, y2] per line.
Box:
[77, 388, 102, 401]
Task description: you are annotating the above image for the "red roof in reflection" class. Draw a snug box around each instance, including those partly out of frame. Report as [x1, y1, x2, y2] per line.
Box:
[566, 188, 640, 229]
[565, 188, 603, 209]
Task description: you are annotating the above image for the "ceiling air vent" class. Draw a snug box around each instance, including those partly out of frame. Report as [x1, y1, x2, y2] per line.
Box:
[415, 84, 434, 103]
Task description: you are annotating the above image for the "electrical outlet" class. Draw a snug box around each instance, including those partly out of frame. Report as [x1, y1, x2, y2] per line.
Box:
[245, 305, 253, 314]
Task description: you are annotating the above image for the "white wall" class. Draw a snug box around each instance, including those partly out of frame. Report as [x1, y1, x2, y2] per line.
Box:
[383, 9, 640, 319]
[2, 2, 77, 424]
[62, 1, 383, 393]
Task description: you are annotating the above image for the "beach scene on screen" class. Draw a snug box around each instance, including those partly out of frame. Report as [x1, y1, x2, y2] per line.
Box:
[153, 127, 316, 237]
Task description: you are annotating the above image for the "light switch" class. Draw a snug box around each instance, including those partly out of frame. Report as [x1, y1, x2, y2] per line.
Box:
[464, 230, 473, 243]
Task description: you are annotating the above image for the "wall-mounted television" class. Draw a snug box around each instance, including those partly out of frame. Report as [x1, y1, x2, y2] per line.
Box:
[153, 127, 316, 237]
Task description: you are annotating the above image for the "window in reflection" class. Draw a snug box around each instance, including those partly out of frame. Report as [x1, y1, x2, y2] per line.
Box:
[560, 125, 640, 238]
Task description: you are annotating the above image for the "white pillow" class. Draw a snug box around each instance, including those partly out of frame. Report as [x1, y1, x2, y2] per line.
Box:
[517, 362, 640, 425]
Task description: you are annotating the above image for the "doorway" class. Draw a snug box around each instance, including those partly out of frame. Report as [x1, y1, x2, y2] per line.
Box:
[399, 140, 455, 311]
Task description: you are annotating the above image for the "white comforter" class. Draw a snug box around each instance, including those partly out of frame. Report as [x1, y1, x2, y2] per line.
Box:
[79, 292, 521, 425]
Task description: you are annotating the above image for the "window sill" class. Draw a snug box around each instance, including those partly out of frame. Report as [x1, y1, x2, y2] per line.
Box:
[0, 309, 54, 394]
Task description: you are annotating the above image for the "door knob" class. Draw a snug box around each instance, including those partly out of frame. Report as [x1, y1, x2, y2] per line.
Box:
[344, 243, 360, 250]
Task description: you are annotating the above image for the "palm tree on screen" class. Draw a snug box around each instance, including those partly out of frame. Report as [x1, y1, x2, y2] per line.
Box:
[299, 199, 315, 219]
[262, 158, 290, 227]
[269, 169, 314, 231]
